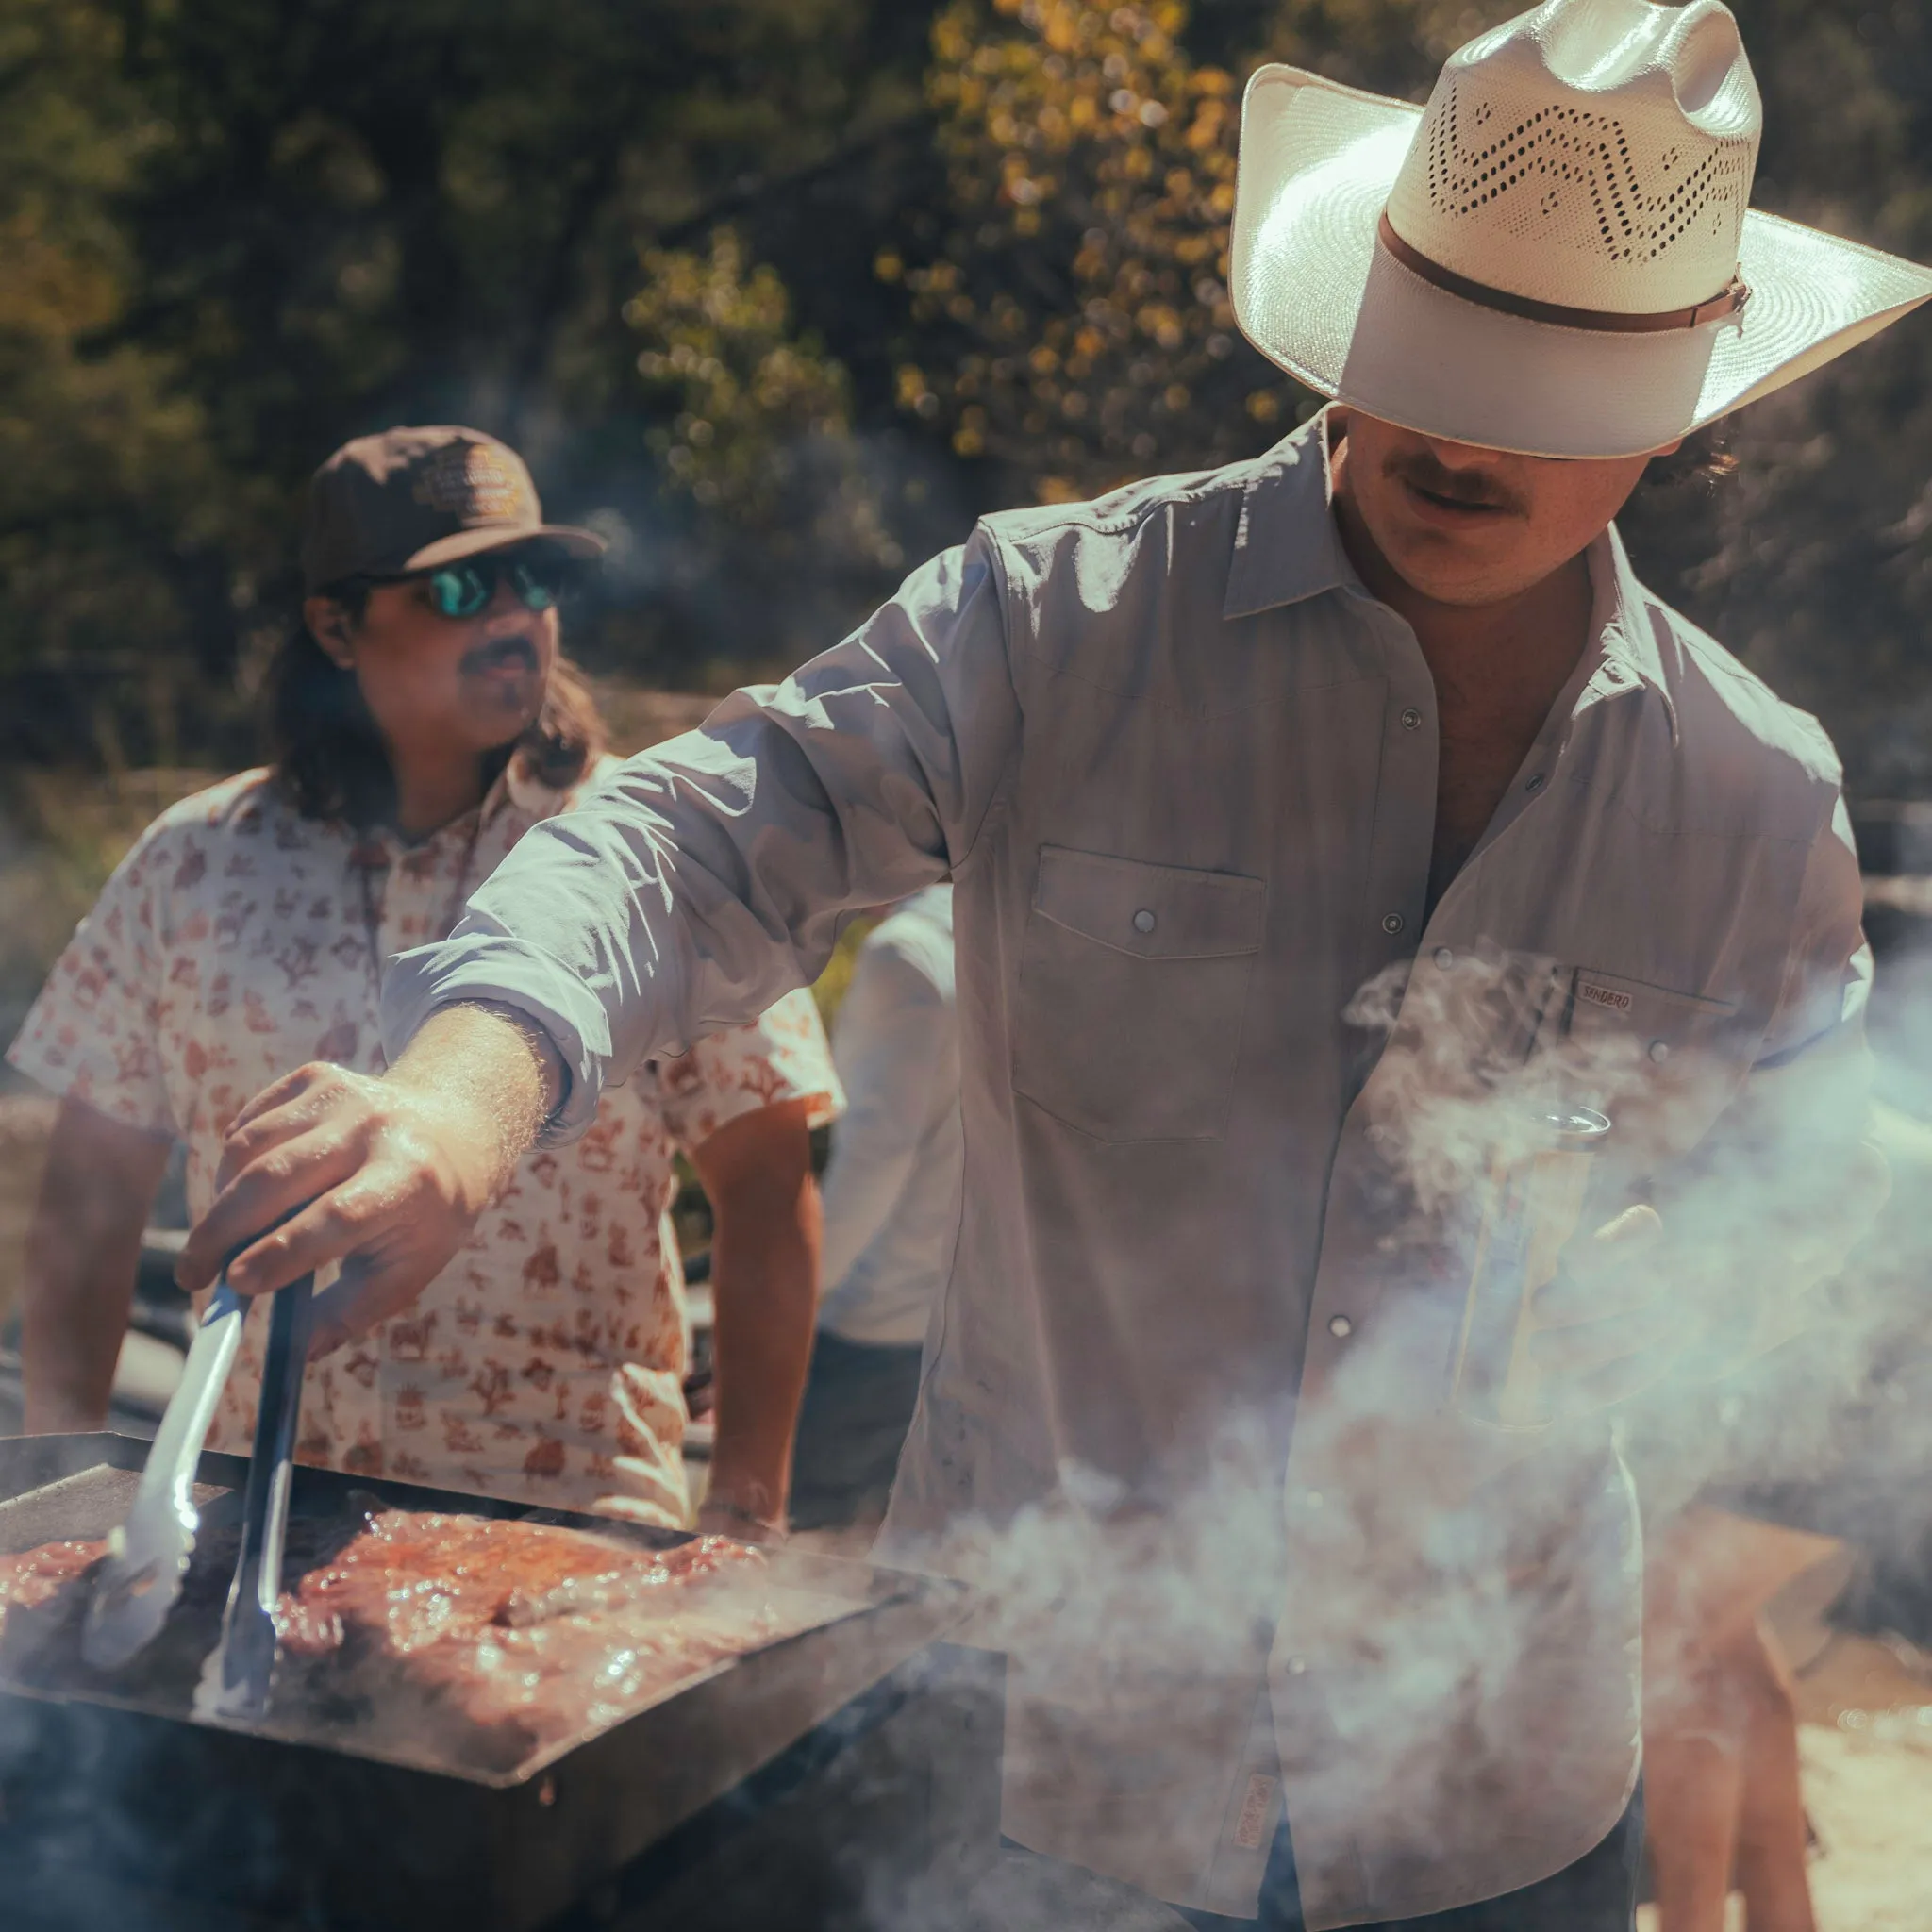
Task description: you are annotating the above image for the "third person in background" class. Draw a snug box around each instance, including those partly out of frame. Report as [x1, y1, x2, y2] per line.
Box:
[791, 885, 960, 1537]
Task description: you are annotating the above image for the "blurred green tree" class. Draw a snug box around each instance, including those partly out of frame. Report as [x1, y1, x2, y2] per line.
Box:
[0, 0, 937, 755]
[7, 0, 1932, 802]
[0, 0, 219, 760]
[880, 0, 1538, 501]
[623, 227, 903, 672]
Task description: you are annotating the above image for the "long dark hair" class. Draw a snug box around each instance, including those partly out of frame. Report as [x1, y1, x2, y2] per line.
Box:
[267, 581, 607, 829]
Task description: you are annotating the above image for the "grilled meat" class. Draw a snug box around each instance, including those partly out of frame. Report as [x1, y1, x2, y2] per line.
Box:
[0, 1507, 827, 1772]
[276, 1510, 781, 1753]
[0, 1540, 105, 1632]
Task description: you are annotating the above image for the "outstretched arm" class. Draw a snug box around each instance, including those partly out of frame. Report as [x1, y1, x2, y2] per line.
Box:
[178, 538, 1017, 1342]
[382, 536, 1014, 1141]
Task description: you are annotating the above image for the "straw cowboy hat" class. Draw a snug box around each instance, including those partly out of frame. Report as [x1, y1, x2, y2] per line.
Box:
[1229, 0, 1932, 458]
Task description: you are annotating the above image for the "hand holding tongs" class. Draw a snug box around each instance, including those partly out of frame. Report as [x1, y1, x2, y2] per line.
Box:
[195, 1270, 315, 1724]
[82, 1274, 252, 1671]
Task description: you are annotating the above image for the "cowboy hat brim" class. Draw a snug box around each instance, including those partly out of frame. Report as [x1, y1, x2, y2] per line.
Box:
[1230, 66, 1932, 459]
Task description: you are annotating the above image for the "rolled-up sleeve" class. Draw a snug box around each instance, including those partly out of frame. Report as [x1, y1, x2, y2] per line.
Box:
[381, 532, 1018, 1141]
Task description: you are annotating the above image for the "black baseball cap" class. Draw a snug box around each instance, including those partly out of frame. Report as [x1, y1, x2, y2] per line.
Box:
[301, 425, 605, 594]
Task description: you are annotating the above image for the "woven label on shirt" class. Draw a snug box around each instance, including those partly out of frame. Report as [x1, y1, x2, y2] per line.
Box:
[1575, 976, 1634, 1015]
[1230, 1774, 1278, 1850]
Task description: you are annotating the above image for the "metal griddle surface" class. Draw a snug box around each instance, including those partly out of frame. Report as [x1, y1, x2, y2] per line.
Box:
[0, 1457, 862, 1782]
[0, 1432, 977, 1932]
[0, 1435, 962, 1784]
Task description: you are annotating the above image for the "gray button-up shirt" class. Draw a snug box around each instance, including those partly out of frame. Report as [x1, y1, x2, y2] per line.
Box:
[386, 413, 1870, 1925]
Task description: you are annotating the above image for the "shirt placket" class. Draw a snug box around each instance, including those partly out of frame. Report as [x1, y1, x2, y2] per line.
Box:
[1222, 592, 1439, 1924]
[1347, 591, 1441, 979]
[1267, 625, 1645, 1924]
[1291, 654, 1626, 1448]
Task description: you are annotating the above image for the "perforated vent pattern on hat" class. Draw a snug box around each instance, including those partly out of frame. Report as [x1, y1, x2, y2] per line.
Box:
[1424, 78, 1750, 268]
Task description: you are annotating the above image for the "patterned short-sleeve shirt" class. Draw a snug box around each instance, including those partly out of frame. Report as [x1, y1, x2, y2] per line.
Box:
[8, 760, 841, 1525]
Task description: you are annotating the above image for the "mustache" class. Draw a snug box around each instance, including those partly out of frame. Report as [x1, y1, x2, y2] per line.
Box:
[459, 634, 541, 676]
[1386, 450, 1525, 516]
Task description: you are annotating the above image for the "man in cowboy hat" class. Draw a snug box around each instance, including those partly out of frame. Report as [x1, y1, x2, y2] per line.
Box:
[178, 3, 1927, 1927]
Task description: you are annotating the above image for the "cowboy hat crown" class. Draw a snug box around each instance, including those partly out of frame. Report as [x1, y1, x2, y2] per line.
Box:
[1387, 0, 1757, 319]
[1230, 0, 1932, 458]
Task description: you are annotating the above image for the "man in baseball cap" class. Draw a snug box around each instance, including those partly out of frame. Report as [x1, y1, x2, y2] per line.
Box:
[13, 424, 841, 1556]
[186, 6, 1923, 1928]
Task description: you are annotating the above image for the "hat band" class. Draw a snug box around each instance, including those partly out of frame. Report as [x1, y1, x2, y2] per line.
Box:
[1377, 213, 1751, 334]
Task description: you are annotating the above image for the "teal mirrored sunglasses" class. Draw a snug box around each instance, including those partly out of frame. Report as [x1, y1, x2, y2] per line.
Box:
[368, 552, 574, 620]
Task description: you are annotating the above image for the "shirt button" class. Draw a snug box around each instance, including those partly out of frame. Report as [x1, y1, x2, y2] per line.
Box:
[1303, 1490, 1324, 1510]
[1433, 946, 1455, 969]
[1327, 1314, 1353, 1339]
[1286, 1656, 1308, 1675]
[1381, 911, 1405, 936]
[1132, 908, 1157, 934]
[1648, 1039, 1672, 1063]
[1524, 773, 1547, 793]
[1400, 707, 1423, 730]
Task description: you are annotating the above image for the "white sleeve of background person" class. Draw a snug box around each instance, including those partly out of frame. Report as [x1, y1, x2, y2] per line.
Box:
[1653, 790, 1880, 1352]
[378, 538, 1016, 1141]
[816, 928, 957, 1343]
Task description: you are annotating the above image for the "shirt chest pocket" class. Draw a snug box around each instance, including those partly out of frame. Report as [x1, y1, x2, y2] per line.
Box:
[1562, 967, 1746, 1151]
[1013, 847, 1266, 1143]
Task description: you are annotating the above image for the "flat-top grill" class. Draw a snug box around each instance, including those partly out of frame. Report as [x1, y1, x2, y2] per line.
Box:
[0, 1434, 1000, 1932]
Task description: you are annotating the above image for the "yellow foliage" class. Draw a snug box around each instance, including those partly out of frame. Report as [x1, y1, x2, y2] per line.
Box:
[902, 0, 1287, 500]
[890, 0, 1535, 502]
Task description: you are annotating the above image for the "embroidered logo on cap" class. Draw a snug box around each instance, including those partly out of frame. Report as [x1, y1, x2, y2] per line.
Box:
[1576, 977, 1634, 1015]
[412, 442, 530, 522]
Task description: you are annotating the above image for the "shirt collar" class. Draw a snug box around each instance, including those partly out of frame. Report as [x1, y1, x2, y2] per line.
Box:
[344, 758, 535, 866]
[1222, 408, 1355, 619]
[1224, 412, 1679, 738]
[1581, 521, 1679, 742]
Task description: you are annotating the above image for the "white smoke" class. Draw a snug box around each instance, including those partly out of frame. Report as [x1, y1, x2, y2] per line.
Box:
[861, 943, 1931, 1928]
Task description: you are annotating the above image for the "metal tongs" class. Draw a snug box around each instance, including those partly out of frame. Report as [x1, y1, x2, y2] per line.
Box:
[82, 1273, 252, 1670]
[82, 1254, 317, 1726]
[195, 1271, 315, 1724]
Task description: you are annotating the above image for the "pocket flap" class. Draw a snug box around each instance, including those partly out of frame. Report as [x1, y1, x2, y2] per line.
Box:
[1570, 968, 1739, 1025]
[1033, 846, 1265, 960]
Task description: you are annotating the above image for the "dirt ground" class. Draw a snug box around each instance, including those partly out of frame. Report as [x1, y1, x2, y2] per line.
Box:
[1630, 1703, 1932, 1932]
[1630, 1561, 1932, 1932]
[1786, 1637, 1932, 1932]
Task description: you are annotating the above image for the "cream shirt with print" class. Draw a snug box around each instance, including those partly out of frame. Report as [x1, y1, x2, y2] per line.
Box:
[8, 758, 841, 1525]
